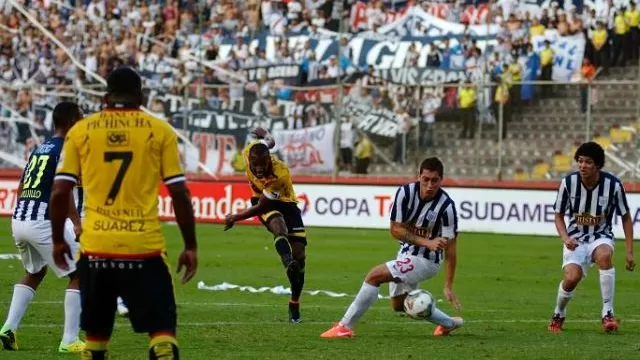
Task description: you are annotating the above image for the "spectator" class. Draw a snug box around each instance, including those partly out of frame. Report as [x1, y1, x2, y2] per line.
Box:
[458, 80, 477, 139]
[353, 132, 372, 175]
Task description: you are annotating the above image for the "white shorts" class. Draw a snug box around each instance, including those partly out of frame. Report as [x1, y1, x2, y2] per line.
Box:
[385, 255, 441, 298]
[12, 219, 79, 278]
[562, 237, 614, 277]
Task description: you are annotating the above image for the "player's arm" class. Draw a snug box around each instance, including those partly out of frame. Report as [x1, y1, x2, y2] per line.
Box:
[230, 193, 273, 223]
[50, 135, 81, 270]
[251, 127, 275, 149]
[441, 202, 462, 310]
[553, 178, 576, 249]
[388, 186, 445, 251]
[614, 181, 635, 271]
[161, 127, 198, 283]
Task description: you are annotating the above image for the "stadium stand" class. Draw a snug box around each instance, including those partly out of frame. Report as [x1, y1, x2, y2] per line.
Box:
[0, 0, 639, 181]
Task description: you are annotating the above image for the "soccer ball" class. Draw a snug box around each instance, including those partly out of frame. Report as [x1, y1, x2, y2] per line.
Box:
[403, 289, 434, 319]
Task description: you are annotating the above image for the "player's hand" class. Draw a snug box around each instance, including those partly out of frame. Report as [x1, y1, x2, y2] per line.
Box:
[251, 127, 268, 139]
[563, 237, 579, 251]
[224, 214, 237, 231]
[626, 253, 635, 272]
[177, 248, 198, 284]
[423, 238, 447, 251]
[73, 223, 82, 239]
[52, 242, 72, 271]
[444, 287, 462, 312]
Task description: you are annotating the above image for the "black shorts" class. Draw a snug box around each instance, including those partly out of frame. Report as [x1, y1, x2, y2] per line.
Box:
[251, 197, 307, 245]
[78, 254, 176, 336]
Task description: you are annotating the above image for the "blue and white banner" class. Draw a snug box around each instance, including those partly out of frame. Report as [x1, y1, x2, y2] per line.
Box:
[532, 30, 586, 81]
[200, 8, 499, 70]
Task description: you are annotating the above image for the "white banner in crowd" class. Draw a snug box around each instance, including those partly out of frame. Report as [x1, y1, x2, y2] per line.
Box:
[272, 122, 337, 173]
[532, 30, 586, 81]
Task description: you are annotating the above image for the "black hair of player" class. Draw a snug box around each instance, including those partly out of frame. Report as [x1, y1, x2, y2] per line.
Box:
[249, 143, 270, 157]
[419, 157, 444, 178]
[52, 101, 81, 130]
[105, 66, 144, 107]
[574, 141, 605, 169]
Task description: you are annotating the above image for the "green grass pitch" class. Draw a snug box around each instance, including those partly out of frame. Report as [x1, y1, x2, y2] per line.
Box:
[1, 218, 639, 359]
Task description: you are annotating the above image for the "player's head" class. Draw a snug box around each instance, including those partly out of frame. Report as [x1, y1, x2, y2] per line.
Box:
[249, 142, 272, 179]
[105, 66, 144, 107]
[418, 157, 443, 198]
[52, 101, 82, 134]
[574, 141, 604, 177]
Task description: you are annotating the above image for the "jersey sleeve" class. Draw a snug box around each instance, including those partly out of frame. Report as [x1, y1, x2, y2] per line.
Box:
[553, 178, 569, 214]
[389, 186, 408, 223]
[55, 131, 81, 184]
[613, 180, 630, 217]
[160, 126, 186, 185]
[440, 201, 458, 240]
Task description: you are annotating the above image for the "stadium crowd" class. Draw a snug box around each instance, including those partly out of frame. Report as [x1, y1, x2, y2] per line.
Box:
[0, 0, 639, 170]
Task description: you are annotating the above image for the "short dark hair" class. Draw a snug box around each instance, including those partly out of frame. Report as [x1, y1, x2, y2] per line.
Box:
[419, 157, 444, 178]
[106, 66, 143, 100]
[52, 102, 80, 129]
[574, 141, 605, 169]
[249, 142, 270, 157]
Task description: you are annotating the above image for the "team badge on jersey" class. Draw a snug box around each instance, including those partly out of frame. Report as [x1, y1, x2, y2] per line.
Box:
[107, 131, 129, 147]
[598, 197, 609, 207]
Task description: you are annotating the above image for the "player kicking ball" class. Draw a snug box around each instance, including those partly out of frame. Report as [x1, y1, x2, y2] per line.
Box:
[224, 128, 307, 323]
[0, 102, 85, 352]
[548, 142, 635, 333]
[321, 158, 463, 338]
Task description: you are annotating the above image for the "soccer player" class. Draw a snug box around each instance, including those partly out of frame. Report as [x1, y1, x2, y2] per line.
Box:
[0, 102, 84, 352]
[224, 128, 306, 323]
[548, 141, 635, 333]
[50, 67, 198, 360]
[321, 157, 463, 338]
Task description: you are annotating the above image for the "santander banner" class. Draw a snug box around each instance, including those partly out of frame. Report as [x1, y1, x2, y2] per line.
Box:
[2, 180, 640, 238]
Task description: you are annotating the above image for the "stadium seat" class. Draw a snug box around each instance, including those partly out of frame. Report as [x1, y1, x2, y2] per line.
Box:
[531, 160, 550, 180]
[551, 151, 573, 173]
[609, 127, 633, 143]
[512, 168, 530, 181]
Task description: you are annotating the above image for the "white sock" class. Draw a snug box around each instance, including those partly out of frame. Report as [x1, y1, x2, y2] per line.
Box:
[553, 281, 574, 317]
[2, 284, 35, 332]
[599, 268, 615, 317]
[62, 289, 81, 344]
[426, 307, 455, 328]
[340, 282, 379, 329]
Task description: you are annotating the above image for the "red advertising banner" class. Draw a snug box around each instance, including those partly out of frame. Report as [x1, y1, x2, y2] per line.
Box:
[158, 182, 260, 224]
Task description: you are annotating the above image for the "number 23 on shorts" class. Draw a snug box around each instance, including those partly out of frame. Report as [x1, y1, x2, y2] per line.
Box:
[395, 258, 414, 274]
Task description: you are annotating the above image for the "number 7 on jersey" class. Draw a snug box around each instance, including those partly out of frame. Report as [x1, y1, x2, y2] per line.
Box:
[104, 151, 133, 206]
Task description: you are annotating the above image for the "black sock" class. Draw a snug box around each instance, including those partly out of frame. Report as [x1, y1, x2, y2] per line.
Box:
[149, 342, 179, 360]
[82, 350, 108, 360]
[274, 236, 293, 267]
[287, 267, 302, 301]
[298, 270, 305, 296]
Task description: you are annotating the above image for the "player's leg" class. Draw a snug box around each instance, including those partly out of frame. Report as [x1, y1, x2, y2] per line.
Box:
[321, 263, 395, 338]
[590, 239, 618, 332]
[1, 221, 49, 350]
[388, 259, 463, 336]
[78, 256, 118, 360]
[56, 221, 84, 352]
[264, 213, 296, 268]
[0, 266, 47, 351]
[281, 204, 307, 323]
[121, 256, 179, 359]
[288, 240, 306, 323]
[548, 244, 586, 332]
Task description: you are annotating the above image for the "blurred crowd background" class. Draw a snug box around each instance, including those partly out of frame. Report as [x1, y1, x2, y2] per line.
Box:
[1, 0, 639, 180]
